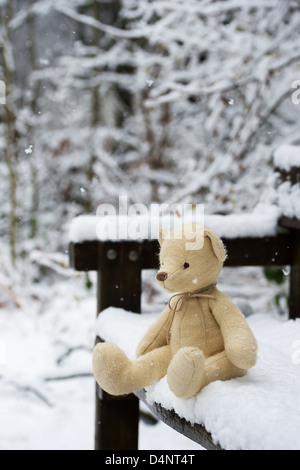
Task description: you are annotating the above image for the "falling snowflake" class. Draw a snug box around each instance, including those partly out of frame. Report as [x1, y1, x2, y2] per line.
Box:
[146, 79, 154, 87]
[228, 98, 235, 106]
[25, 145, 33, 155]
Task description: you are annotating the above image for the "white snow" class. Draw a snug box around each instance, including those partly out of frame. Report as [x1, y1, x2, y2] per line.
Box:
[96, 308, 300, 450]
[0, 276, 201, 451]
[0, 249, 291, 450]
[25, 145, 33, 155]
[275, 181, 300, 220]
[69, 204, 280, 243]
[260, 146, 300, 220]
[274, 145, 300, 171]
[69, 215, 102, 243]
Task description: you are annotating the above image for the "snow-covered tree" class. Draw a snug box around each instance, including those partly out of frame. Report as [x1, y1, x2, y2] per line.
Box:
[56, 0, 300, 212]
[1, 0, 300, 262]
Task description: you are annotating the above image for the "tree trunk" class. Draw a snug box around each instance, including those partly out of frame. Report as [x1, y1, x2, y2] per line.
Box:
[1, 0, 19, 264]
[27, 0, 40, 239]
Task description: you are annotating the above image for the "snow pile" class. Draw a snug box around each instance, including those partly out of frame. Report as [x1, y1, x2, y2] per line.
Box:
[204, 204, 280, 239]
[69, 215, 103, 244]
[274, 145, 300, 171]
[275, 181, 300, 220]
[96, 308, 300, 450]
[69, 204, 280, 243]
[260, 145, 300, 220]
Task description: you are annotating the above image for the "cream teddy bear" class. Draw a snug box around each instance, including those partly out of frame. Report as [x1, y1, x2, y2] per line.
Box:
[93, 223, 257, 399]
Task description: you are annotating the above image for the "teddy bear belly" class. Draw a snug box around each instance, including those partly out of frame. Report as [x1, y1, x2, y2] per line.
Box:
[170, 309, 225, 358]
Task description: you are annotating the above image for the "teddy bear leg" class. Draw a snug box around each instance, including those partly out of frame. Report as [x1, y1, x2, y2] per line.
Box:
[93, 342, 172, 396]
[167, 347, 206, 399]
[203, 350, 247, 388]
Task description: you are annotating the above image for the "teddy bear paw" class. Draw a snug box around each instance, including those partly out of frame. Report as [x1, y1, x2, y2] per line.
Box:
[167, 347, 205, 399]
[92, 342, 131, 396]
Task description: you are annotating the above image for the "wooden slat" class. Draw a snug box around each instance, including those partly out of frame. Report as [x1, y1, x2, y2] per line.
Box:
[69, 241, 98, 271]
[223, 235, 293, 267]
[142, 235, 293, 268]
[141, 239, 160, 270]
[135, 389, 222, 451]
[69, 234, 293, 272]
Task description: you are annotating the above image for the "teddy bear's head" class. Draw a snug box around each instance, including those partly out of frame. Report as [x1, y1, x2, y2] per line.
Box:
[156, 223, 227, 293]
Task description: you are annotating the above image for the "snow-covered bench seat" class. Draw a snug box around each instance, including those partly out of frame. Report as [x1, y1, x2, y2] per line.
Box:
[96, 308, 300, 451]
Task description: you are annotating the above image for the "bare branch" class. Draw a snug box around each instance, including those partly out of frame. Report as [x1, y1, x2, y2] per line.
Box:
[54, 5, 150, 39]
[2, 378, 53, 407]
[44, 373, 93, 382]
[235, 89, 292, 161]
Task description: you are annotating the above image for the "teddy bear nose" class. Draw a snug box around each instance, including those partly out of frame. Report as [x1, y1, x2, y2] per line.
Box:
[156, 272, 168, 282]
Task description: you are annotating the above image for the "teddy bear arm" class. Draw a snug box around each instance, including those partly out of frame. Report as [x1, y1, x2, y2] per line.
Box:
[209, 295, 257, 370]
[136, 306, 172, 357]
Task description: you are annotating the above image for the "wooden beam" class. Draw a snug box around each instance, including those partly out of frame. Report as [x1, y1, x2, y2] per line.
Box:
[69, 241, 98, 271]
[141, 239, 160, 270]
[135, 389, 222, 450]
[70, 234, 293, 272]
[279, 216, 300, 231]
[223, 235, 293, 267]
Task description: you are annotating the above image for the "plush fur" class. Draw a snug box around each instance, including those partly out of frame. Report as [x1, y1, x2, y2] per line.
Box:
[93, 223, 257, 399]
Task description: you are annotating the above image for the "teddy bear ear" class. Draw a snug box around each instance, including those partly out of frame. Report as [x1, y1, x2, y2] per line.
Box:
[204, 228, 227, 263]
[158, 226, 169, 245]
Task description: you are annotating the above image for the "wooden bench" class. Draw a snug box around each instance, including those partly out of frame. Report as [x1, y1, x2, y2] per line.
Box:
[69, 214, 300, 450]
[69, 153, 300, 450]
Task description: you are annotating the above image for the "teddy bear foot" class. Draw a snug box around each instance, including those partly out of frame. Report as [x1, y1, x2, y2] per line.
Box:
[167, 347, 205, 399]
[93, 343, 173, 396]
[92, 342, 132, 396]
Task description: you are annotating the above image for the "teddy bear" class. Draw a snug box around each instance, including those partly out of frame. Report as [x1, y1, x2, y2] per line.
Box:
[92, 223, 257, 399]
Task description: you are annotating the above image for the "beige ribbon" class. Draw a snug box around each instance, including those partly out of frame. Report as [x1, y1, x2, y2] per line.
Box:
[167, 284, 217, 346]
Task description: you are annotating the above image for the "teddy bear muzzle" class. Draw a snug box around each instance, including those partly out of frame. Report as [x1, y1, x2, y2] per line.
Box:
[156, 271, 168, 282]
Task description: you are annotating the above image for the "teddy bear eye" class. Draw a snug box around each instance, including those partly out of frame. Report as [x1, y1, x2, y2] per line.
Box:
[184, 263, 190, 269]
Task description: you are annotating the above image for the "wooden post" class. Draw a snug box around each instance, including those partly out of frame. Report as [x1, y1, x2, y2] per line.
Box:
[289, 229, 300, 320]
[95, 240, 143, 450]
[276, 162, 300, 320]
[279, 217, 300, 320]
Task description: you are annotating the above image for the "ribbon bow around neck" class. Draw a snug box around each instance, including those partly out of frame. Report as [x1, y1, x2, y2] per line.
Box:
[167, 284, 217, 346]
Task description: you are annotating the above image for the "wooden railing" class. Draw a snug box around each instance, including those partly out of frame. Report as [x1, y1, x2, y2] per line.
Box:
[69, 216, 300, 450]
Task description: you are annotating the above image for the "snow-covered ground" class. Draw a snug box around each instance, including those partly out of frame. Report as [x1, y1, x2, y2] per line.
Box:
[0, 272, 202, 450]
[0, 263, 292, 450]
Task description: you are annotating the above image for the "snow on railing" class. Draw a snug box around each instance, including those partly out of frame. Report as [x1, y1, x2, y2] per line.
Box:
[274, 145, 300, 171]
[261, 144, 300, 220]
[69, 204, 280, 244]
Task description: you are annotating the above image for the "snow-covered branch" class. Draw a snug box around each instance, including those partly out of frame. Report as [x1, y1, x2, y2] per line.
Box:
[144, 0, 281, 16]
[54, 5, 150, 39]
